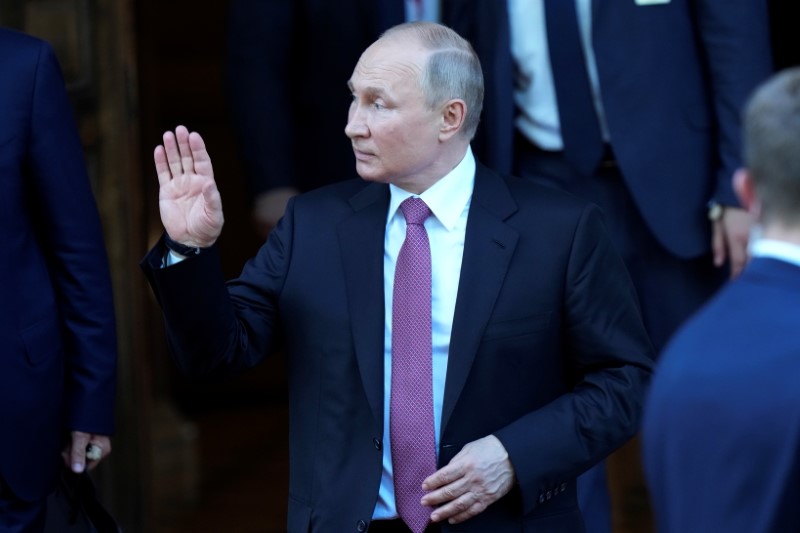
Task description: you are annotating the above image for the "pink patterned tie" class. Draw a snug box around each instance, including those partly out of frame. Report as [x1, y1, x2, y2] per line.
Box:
[391, 197, 437, 533]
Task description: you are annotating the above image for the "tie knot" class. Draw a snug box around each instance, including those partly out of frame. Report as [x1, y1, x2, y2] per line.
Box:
[400, 197, 431, 226]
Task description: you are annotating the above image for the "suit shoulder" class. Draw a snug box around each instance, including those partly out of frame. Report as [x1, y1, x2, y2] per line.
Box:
[289, 178, 384, 219]
[0, 27, 51, 63]
[293, 178, 372, 204]
[482, 165, 601, 224]
[0, 28, 60, 93]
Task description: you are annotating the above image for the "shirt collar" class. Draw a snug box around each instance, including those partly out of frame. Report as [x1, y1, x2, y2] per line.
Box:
[749, 238, 800, 268]
[387, 145, 475, 230]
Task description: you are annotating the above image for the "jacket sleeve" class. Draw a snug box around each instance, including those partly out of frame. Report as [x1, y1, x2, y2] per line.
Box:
[28, 40, 118, 434]
[693, 0, 772, 205]
[493, 205, 654, 514]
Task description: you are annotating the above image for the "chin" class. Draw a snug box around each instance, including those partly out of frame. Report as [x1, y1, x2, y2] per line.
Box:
[355, 165, 388, 184]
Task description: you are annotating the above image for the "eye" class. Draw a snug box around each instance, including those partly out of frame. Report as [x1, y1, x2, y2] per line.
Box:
[373, 102, 384, 110]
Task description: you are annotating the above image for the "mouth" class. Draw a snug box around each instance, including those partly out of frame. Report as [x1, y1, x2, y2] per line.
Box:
[352, 147, 374, 161]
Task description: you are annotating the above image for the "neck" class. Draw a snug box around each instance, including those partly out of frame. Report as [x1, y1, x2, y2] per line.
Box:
[760, 223, 800, 246]
[399, 143, 469, 195]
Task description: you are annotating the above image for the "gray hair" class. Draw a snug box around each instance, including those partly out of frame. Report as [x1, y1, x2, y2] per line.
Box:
[382, 22, 484, 140]
[743, 67, 800, 226]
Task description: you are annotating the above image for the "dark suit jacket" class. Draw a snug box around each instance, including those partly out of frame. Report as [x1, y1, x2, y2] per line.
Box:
[643, 257, 800, 532]
[225, 0, 404, 196]
[444, 0, 772, 258]
[0, 28, 117, 501]
[142, 163, 654, 532]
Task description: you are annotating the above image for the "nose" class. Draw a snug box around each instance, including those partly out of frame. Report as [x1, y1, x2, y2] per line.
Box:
[345, 102, 368, 139]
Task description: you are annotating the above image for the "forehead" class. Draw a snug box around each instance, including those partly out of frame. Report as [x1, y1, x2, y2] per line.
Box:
[349, 36, 428, 91]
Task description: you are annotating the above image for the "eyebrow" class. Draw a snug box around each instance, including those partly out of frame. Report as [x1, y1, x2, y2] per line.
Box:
[347, 80, 387, 99]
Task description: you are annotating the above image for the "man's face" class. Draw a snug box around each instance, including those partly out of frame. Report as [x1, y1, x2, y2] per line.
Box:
[345, 37, 444, 190]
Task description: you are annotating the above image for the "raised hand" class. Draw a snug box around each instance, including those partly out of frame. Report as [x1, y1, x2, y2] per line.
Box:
[154, 125, 224, 248]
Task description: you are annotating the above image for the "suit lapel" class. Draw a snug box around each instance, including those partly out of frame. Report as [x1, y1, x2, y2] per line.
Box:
[442, 165, 519, 431]
[338, 183, 391, 426]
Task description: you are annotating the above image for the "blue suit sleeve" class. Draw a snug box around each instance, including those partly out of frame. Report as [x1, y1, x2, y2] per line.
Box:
[27, 41, 118, 435]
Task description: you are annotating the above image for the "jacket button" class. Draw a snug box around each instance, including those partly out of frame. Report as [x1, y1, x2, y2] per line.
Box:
[373, 438, 382, 450]
[546, 490, 553, 500]
[357, 519, 367, 532]
[560, 482, 567, 492]
[539, 494, 545, 504]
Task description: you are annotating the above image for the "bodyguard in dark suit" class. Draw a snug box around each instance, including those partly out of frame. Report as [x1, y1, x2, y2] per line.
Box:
[444, 2, 773, 529]
[143, 22, 652, 532]
[0, 28, 117, 531]
[643, 67, 800, 533]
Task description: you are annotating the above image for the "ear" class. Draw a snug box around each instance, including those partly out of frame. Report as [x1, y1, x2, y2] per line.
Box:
[439, 99, 466, 141]
[733, 168, 760, 218]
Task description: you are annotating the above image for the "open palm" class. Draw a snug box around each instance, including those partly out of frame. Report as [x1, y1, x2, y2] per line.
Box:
[154, 125, 224, 248]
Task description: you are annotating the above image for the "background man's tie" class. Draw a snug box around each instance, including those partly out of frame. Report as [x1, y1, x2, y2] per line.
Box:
[545, 0, 605, 175]
[391, 197, 437, 533]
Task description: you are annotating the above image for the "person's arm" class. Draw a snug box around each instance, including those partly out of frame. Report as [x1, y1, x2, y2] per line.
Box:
[27, 40, 117, 472]
[695, 0, 772, 276]
[142, 127, 287, 378]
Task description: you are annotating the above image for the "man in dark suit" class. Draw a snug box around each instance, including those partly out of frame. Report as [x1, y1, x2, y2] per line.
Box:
[143, 22, 653, 532]
[226, 0, 438, 238]
[643, 67, 800, 533]
[0, 28, 117, 532]
[443, 2, 773, 529]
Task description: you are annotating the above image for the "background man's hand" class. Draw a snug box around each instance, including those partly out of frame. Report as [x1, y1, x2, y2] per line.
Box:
[252, 187, 299, 240]
[154, 125, 224, 248]
[63, 431, 111, 473]
[711, 206, 751, 279]
[421, 435, 515, 524]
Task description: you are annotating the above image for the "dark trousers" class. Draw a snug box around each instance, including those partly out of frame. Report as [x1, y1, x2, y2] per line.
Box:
[0, 476, 46, 533]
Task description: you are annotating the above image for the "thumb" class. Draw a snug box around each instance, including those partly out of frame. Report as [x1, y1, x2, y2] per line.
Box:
[202, 180, 223, 216]
[69, 431, 90, 473]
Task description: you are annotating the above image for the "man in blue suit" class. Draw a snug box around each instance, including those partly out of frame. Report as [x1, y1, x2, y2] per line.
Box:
[0, 28, 117, 532]
[443, 2, 773, 530]
[143, 22, 653, 532]
[643, 67, 800, 533]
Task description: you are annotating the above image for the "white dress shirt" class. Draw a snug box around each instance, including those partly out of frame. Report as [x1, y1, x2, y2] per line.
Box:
[508, 0, 610, 149]
[372, 146, 476, 519]
[749, 238, 800, 268]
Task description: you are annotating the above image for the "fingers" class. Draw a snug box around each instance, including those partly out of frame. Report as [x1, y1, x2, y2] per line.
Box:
[155, 125, 198, 183]
[431, 493, 487, 524]
[84, 436, 112, 471]
[727, 239, 748, 279]
[64, 432, 112, 473]
[154, 145, 172, 187]
[711, 220, 726, 268]
[189, 131, 213, 178]
[177, 126, 195, 176]
[68, 431, 90, 473]
[163, 128, 184, 178]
